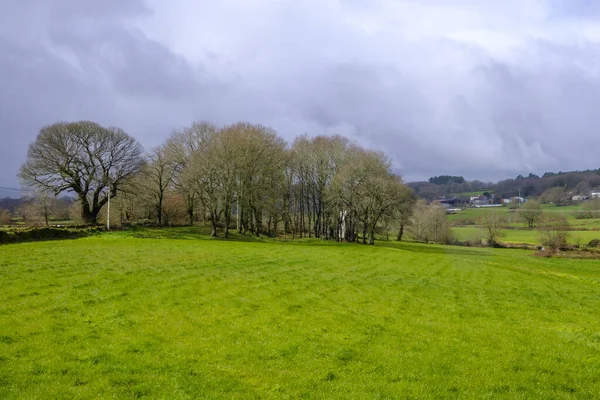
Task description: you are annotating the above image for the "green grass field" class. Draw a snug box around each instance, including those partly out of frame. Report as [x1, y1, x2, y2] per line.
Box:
[450, 204, 600, 246]
[1, 228, 600, 398]
[451, 226, 600, 245]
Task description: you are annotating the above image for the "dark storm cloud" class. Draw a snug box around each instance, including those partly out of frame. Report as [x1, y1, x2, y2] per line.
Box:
[0, 0, 219, 192]
[1, 0, 600, 193]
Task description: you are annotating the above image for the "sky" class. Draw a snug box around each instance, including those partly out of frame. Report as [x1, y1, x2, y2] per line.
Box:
[2, 0, 600, 196]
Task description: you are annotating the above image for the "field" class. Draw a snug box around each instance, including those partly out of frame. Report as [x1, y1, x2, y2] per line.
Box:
[450, 204, 600, 246]
[1, 228, 599, 398]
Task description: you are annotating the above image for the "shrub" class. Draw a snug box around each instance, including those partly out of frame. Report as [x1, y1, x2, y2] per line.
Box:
[538, 214, 570, 251]
[588, 239, 600, 248]
[0, 227, 100, 245]
[573, 199, 600, 219]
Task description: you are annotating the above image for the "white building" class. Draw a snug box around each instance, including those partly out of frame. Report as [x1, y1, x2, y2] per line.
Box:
[503, 197, 525, 204]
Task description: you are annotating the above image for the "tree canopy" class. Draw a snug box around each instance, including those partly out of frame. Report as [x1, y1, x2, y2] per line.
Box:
[19, 121, 144, 225]
[428, 175, 465, 185]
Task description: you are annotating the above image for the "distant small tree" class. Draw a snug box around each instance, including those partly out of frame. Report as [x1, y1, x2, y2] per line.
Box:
[539, 213, 570, 251]
[519, 200, 542, 228]
[21, 191, 58, 227]
[480, 211, 505, 246]
[0, 208, 11, 225]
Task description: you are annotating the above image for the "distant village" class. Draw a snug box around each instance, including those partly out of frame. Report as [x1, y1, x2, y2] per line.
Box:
[433, 190, 600, 214]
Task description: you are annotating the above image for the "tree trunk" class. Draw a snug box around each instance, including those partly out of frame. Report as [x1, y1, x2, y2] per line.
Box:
[397, 224, 405, 241]
[210, 208, 218, 237]
[253, 208, 261, 237]
[80, 197, 99, 226]
[237, 201, 243, 233]
[157, 196, 163, 226]
[224, 204, 231, 238]
[44, 205, 50, 227]
[188, 208, 194, 226]
[187, 194, 195, 225]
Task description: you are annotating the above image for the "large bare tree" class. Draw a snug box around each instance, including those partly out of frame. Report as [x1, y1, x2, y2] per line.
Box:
[19, 121, 145, 225]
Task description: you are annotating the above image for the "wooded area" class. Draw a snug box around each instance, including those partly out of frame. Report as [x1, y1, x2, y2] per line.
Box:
[16, 120, 416, 244]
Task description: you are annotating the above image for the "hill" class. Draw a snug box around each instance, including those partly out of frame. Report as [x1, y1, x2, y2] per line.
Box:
[409, 169, 600, 199]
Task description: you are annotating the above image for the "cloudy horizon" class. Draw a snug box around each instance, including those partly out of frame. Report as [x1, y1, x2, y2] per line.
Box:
[2, 0, 600, 196]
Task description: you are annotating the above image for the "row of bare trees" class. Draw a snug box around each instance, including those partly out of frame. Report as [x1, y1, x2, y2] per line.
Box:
[19, 120, 416, 244]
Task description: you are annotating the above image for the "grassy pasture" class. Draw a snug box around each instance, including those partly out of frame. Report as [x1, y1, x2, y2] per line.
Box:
[451, 226, 600, 245]
[449, 204, 600, 246]
[1, 228, 599, 398]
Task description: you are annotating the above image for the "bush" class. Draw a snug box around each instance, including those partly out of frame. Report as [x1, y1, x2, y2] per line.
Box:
[573, 199, 600, 219]
[538, 214, 570, 251]
[0, 227, 100, 245]
[588, 239, 600, 248]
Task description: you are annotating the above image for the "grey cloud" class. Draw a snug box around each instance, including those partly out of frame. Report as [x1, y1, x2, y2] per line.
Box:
[2, 0, 600, 191]
[0, 0, 219, 190]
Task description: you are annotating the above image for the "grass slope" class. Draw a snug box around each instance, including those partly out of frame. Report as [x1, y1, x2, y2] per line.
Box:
[1, 229, 599, 398]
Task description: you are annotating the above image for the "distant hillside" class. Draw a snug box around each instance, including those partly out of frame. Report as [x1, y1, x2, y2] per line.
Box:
[0, 196, 74, 213]
[0, 197, 23, 213]
[409, 169, 600, 200]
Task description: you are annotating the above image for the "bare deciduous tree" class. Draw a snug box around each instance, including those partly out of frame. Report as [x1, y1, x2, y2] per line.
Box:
[395, 190, 417, 241]
[19, 121, 145, 225]
[331, 148, 410, 244]
[480, 211, 505, 246]
[518, 200, 542, 228]
[0, 208, 12, 225]
[140, 146, 178, 226]
[20, 191, 60, 227]
[539, 213, 570, 251]
[410, 201, 453, 244]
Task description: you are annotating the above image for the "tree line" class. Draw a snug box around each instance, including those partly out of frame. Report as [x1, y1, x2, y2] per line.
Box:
[411, 169, 600, 200]
[18, 121, 419, 244]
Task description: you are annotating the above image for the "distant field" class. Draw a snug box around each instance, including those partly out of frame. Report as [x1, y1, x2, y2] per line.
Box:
[449, 203, 600, 245]
[451, 226, 600, 245]
[1, 228, 599, 398]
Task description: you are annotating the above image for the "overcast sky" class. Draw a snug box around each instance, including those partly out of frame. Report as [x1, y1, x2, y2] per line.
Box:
[2, 0, 600, 196]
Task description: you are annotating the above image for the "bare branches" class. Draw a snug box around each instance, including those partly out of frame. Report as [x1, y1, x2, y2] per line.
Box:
[19, 121, 144, 225]
[18, 119, 415, 239]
